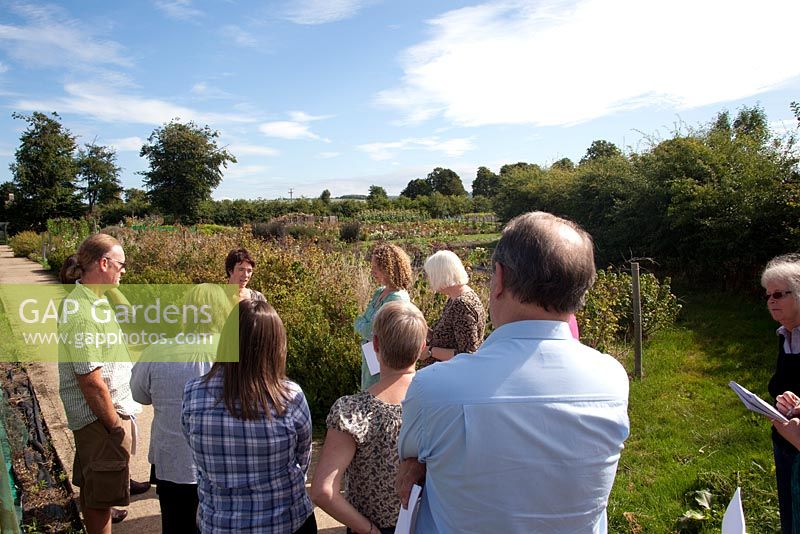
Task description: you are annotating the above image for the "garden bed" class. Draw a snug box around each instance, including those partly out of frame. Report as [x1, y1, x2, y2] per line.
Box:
[0, 363, 82, 533]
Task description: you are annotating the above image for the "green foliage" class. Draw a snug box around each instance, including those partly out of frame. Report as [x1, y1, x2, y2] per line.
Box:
[76, 143, 122, 211]
[492, 105, 800, 289]
[472, 166, 499, 198]
[356, 209, 428, 222]
[320, 189, 331, 204]
[253, 221, 287, 240]
[426, 167, 467, 196]
[8, 231, 41, 258]
[339, 221, 362, 243]
[9, 112, 83, 231]
[580, 139, 622, 163]
[400, 178, 433, 199]
[139, 119, 236, 223]
[577, 269, 682, 352]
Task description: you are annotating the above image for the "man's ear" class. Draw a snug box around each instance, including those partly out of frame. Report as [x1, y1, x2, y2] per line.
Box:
[491, 262, 505, 300]
[372, 334, 380, 354]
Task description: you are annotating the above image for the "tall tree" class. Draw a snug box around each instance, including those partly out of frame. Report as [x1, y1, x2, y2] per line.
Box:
[472, 166, 499, 198]
[551, 158, 575, 171]
[9, 112, 82, 230]
[580, 140, 622, 164]
[320, 189, 331, 204]
[77, 142, 122, 211]
[500, 162, 540, 176]
[367, 185, 389, 208]
[426, 167, 467, 196]
[400, 178, 432, 199]
[139, 119, 236, 223]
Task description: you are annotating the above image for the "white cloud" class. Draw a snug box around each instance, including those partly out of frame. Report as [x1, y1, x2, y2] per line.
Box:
[0, 3, 130, 68]
[108, 136, 144, 152]
[318, 151, 341, 158]
[220, 25, 257, 48]
[378, 0, 800, 127]
[283, 0, 375, 24]
[190, 82, 234, 100]
[154, 0, 204, 21]
[229, 144, 279, 156]
[358, 136, 475, 160]
[15, 82, 256, 126]
[222, 164, 270, 183]
[259, 111, 332, 141]
[0, 62, 9, 74]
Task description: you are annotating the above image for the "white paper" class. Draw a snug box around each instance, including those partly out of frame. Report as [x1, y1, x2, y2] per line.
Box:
[362, 341, 380, 376]
[722, 486, 746, 534]
[395, 484, 423, 534]
[728, 381, 789, 423]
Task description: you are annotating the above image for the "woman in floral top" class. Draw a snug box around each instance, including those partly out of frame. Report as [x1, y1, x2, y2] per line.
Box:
[313, 301, 427, 534]
[420, 250, 487, 366]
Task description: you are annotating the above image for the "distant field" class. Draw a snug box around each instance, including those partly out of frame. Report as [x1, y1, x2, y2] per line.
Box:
[608, 292, 781, 533]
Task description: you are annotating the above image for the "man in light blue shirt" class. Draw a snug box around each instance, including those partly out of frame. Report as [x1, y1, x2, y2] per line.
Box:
[397, 211, 630, 533]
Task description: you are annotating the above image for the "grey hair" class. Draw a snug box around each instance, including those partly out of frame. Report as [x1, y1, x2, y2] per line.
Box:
[424, 250, 469, 292]
[492, 211, 596, 313]
[761, 253, 800, 307]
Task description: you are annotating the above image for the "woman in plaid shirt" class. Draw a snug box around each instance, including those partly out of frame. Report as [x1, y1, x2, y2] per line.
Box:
[182, 300, 317, 533]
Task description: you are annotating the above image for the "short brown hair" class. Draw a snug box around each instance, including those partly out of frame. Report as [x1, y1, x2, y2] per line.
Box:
[371, 244, 413, 290]
[206, 299, 290, 420]
[72, 233, 121, 280]
[372, 301, 427, 369]
[492, 212, 596, 313]
[225, 248, 255, 277]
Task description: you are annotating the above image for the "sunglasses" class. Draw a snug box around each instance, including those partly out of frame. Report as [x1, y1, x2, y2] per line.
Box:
[103, 256, 127, 269]
[765, 290, 792, 301]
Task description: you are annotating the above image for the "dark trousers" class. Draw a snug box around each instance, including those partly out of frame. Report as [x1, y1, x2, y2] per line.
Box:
[774, 440, 798, 534]
[347, 527, 395, 534]
[294, 513, 318, 534]
[151, 465, 200, 534]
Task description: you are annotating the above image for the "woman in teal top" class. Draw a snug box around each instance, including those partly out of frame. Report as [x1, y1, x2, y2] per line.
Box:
[355, 244, 413, 389]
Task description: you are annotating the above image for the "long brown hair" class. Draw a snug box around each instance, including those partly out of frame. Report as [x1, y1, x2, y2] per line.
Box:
[205, 300, 290, 420]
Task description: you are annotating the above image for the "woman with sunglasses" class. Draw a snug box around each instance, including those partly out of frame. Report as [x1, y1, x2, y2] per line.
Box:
[761, 254, 800, 533]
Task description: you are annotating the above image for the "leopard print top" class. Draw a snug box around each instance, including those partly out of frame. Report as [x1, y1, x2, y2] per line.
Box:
[326, 391, 402, 529]
[420, 289, 486, 369]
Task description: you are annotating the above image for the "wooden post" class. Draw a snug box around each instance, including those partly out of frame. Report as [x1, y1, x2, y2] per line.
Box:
[631, 262, 643, 379]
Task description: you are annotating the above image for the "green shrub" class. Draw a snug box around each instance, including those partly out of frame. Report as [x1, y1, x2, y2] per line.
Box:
[253, 221, 286, 240]
[287, 225, 319, 240]
[8, 231, 41, 258]
[578, 268, 682, 351]
[339, 221, 362, 243]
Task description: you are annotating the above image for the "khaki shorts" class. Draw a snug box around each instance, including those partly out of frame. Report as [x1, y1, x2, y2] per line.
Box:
[72, 417, 132, 509]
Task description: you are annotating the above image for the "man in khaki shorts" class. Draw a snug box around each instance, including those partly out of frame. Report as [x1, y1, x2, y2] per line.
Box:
[59, 233, 140, 534]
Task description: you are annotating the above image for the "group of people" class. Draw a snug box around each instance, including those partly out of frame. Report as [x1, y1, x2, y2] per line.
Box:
[56, 210, 635, 534]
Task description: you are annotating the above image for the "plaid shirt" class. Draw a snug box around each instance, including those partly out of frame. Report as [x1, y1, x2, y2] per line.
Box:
[182, 372, 313, 533]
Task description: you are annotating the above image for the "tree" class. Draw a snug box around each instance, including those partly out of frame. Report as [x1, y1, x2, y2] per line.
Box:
[732, 105, 769, 144]
[500, 162, 540, 176]
[400, 178, 433, 199]
[792, 101, 800, 127]
[77, 142, 122, 211]
[551, 158, 575, 171]
[320, 189, 331, 204]
[367, 185, 389, 208]
[472, 166, 499, 198]
[139, 119, 236, 223]
[580, 140, 622, 164]
[426, 167, 467, 196]
[9, 112, 82, 230]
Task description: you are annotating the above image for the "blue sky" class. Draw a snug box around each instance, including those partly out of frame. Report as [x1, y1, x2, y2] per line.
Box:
[0, 0, 798, 200]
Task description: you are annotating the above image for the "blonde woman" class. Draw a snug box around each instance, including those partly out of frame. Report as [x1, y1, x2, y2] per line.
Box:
[313, 301, 427, 534]
[420, 250, 486, 365]
[354, 244, 413, 390]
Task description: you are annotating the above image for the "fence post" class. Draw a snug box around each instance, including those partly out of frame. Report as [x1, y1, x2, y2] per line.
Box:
[631, 262, 643, 379]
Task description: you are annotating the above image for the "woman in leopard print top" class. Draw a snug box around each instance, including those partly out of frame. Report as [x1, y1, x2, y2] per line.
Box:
[420, 250, 486, 366]
[311, 301, 427, 534]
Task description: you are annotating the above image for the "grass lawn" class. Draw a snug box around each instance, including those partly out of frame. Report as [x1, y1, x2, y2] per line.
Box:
[609, 291, 781, 533]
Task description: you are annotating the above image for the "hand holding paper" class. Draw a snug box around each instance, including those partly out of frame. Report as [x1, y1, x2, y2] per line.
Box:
[728, 381, 788, 423]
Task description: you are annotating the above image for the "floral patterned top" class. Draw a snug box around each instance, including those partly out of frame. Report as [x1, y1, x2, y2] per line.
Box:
[326, 391, 403, 529]
[423, 289, 486, 366]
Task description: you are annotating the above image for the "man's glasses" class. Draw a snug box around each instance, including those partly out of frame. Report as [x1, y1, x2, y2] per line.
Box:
[765, 290, 792, 301]
[103, 257, 127, 269]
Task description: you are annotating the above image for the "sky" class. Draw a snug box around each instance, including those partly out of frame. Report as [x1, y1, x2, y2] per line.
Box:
[0, 0, 798, 201]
